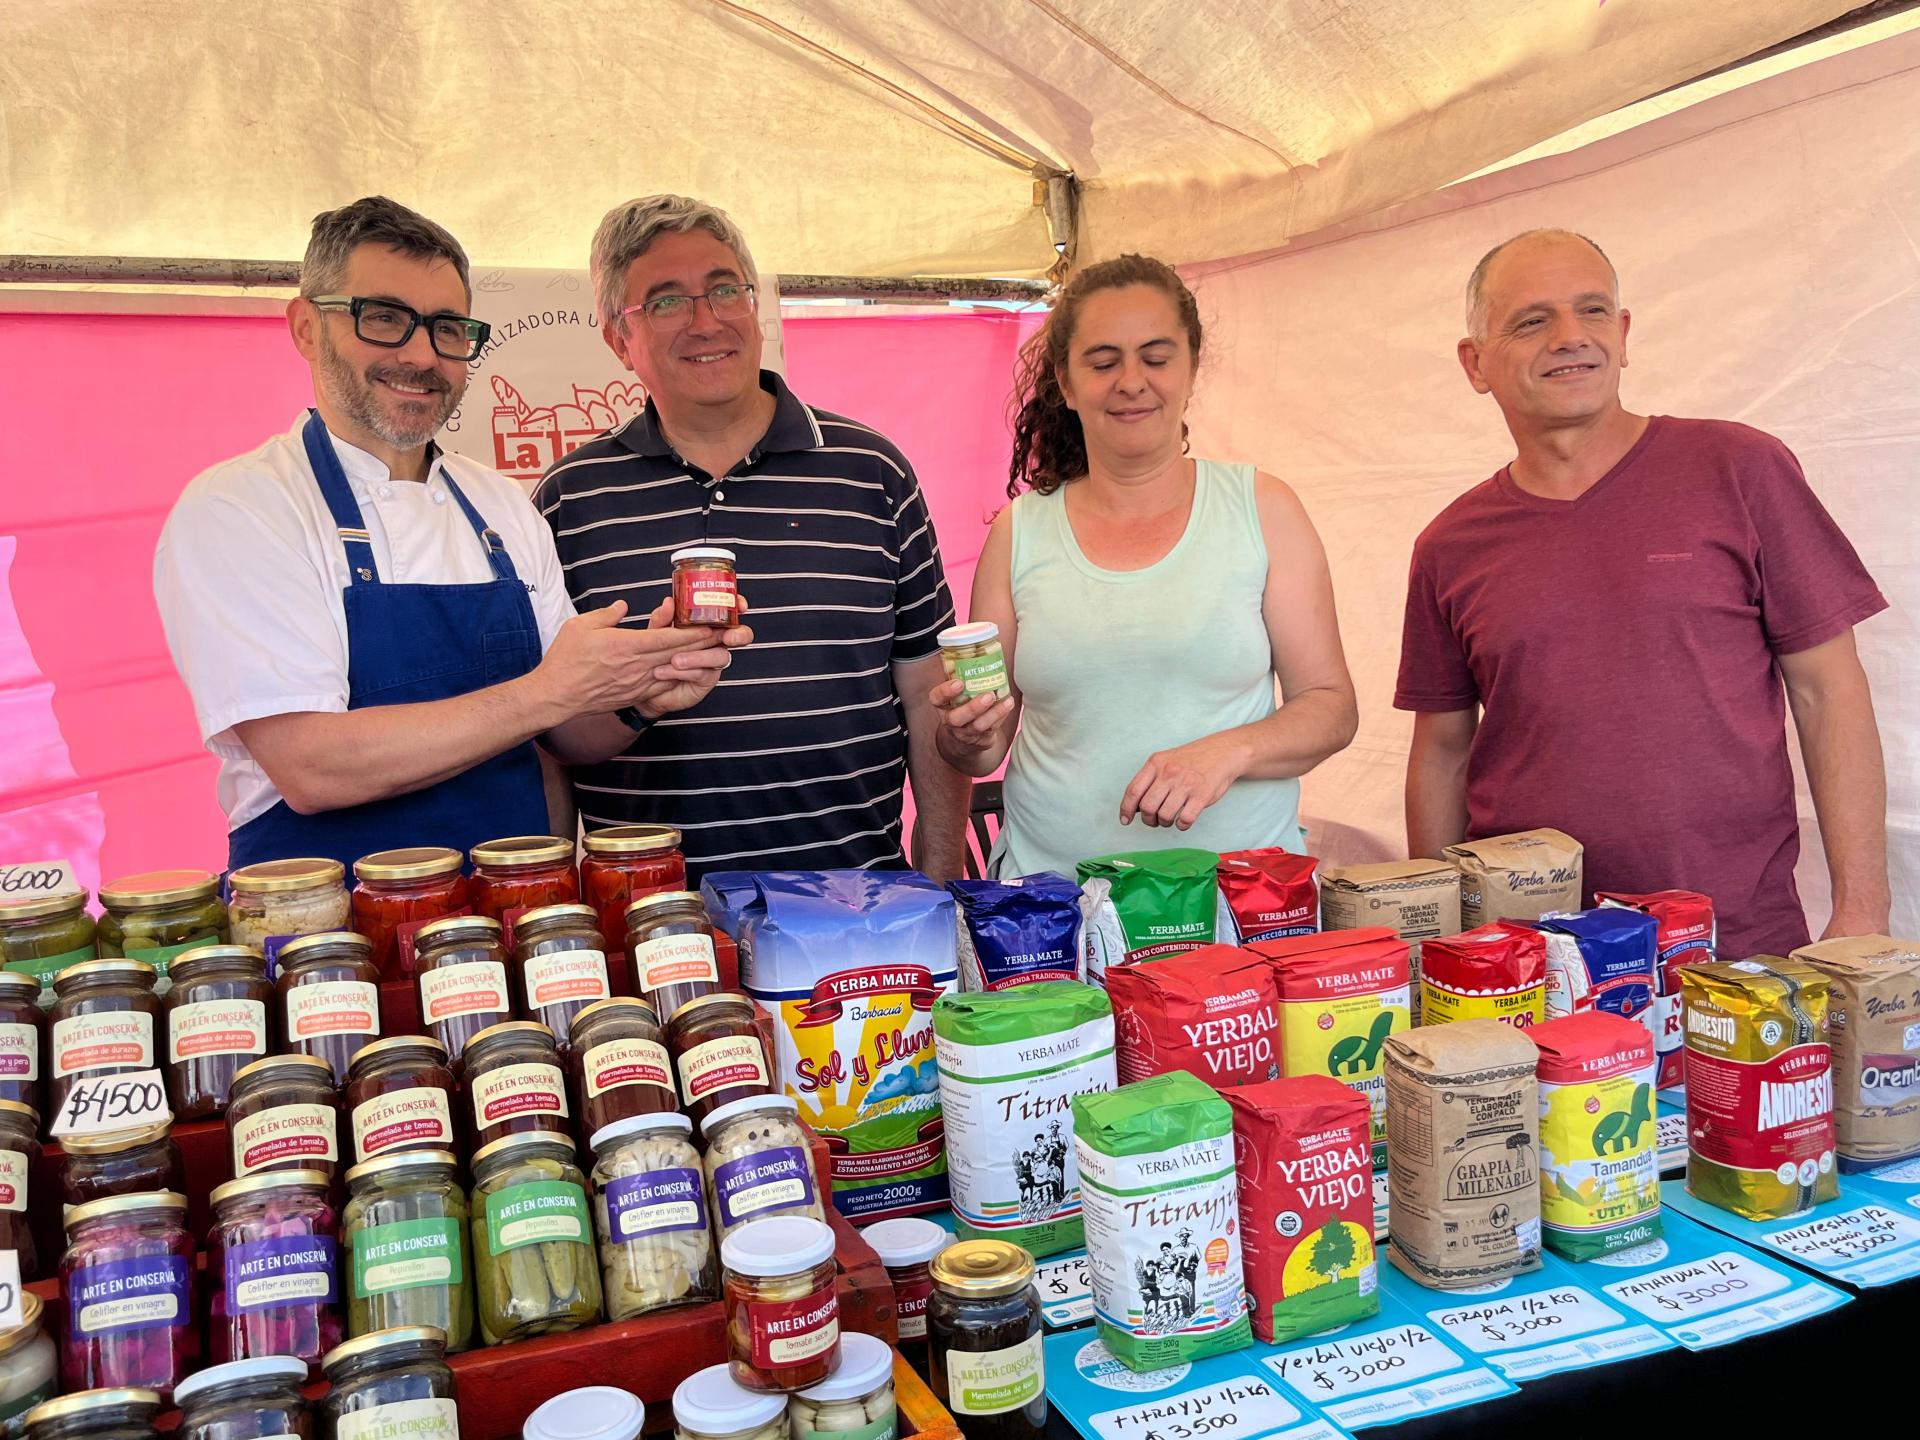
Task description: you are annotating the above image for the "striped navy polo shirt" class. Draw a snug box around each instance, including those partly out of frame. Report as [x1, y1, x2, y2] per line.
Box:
[532, 371, 956, 881]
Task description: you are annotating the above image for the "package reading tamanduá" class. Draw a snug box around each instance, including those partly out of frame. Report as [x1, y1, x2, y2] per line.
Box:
[1072, 1071, 1251, 1372]
[1214, 848, 1320, 944]
[1531, 1012, 1663, 1259]
[946, 873, 1084, 992]
[933, 981, 1116, 1256]
[1075, 849, 1218, 984]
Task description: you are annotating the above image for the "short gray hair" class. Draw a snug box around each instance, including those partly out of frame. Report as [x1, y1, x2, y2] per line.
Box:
[1465, 228, 1617, 339]
[300, 196, 472, 303]
[591, 195, 758, 330]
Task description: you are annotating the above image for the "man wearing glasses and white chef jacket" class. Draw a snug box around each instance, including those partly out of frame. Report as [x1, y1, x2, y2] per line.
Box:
[155, 196, 752, 872]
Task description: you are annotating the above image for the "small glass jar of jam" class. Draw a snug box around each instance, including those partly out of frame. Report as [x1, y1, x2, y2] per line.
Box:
[511, 904, 611, 1050]
[48, 960, 159, 1119]
[345, 1036, 459, 1165]
[171, 1354, 313, 1440]
[276, 932, 381, 1086]
[461, 1021, 569, 1149]
[413, 916, 514, 1066]
[59, 1191, 199, 1400]
[351, 847, 471, 983]
[0, 1100, 41, 1281]
[0, 1290, 58, 1427]
[720, 1215, 839, 1392]
[207, 1170, 342, 1371]
[467, 837, 578, 949]
[580, 826, 686, 956]
[58, 1118, 184, 1213]
[565, 998, 675, 1140]
[23, 1387, 165, 1440]
[227, 1054, 341, 1182]
[937, 621, 1012, 703]
[0, 889, 96, 1006]
[94, 870, 227, 994]
[0, 970, 47, 1117]
[671, 546, 739, 628]
[163, 944, 271, 1121]
[320, 1326, 460, 1437]
[928, 1240, 1046, 1440]
[225, 859, 350, 977]
[626, 892, 720, 1024]
[667, 993, 773, 1126]
[859, 1216, 947, 1379]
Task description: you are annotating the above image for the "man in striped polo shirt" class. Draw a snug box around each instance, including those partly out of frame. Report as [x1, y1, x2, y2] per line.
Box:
[533, 195, 971, 883]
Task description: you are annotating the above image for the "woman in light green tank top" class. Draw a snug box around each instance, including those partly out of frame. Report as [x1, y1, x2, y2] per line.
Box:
[929, 255, 1359, 879]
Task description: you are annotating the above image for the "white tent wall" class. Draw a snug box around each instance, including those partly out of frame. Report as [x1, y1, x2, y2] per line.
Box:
[1182, 29, 1920, 937]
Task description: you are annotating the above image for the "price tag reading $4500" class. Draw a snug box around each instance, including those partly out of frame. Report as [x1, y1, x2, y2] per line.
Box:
[52, 1069, 170, 1139]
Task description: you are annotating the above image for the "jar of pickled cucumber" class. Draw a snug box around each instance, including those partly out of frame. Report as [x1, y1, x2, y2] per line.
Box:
[469, 1131, 602, 1345]
[94, 871, 227, 994]
[0, 890, 95, 1006]
[341, 1151, 473, 1353]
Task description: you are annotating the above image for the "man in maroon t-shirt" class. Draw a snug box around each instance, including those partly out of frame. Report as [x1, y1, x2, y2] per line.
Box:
[1396, 229, 1890, 958]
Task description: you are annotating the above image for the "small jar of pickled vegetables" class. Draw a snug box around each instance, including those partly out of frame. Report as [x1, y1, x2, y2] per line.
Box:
[342, 1151, 474, 1353]
[0, 890, 95, 1006]
[720, 1215, 839, 1392]
[580, 826, 685, 955]
[469, 1130, 603, 1345]
[58, 1191, 198, 1400]
[588, 1112, 717, 1321]
[207, 1169, 342, 1372]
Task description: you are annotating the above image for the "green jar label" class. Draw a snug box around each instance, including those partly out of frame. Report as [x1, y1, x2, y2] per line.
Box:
[953, 649, 1008, 697]
[0, 1377, 55, 1422]
[352, 1217, 464, 1297]
[125, 934, 218, 977]
[3, 943, 95, 984]
[947, 1334, 1043, 1415]
[485, 1180, 588, 1252]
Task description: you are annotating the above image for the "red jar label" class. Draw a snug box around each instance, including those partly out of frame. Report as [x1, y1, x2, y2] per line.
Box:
[894, 1272, 932, 1340]
[747, 1281, 839, 1368]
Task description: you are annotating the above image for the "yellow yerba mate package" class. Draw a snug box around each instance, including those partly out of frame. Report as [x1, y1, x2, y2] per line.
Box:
[1531, 1011, 1662, 1260]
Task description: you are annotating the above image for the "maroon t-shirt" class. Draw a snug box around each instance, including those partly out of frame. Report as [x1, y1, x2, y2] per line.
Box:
[1395, 416, 1885, 959]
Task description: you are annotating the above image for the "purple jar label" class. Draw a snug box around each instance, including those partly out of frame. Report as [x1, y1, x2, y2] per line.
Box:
[604, 1167, 706, 1240]
[70, 1254, 190, 1334]
[714, 1146, 815, 1228]
[226, 1234, 339, 1313]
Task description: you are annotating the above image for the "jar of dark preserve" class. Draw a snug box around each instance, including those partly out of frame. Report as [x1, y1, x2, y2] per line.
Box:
[23, 1387, 165, 1440]
[467, 837, 578, 949]
[927, 1240, 1046, 1440]
[461, 1021, 569, 1149]
[0, 971, 46, 1118]
[321, 1325, 459, 1440]
[48, 960, 159, 1119]
[0, 1100, 40, 1281]
[666, 994, 773, 1125]
[227, 1054, 340, 1182]
[163, 944, 271, 1121]
[351, 847, 470, 983]
[413, 916, 513, 1066]
[275, 931, 381, 1087]
[58, 1117, 184, 1213]
[626, 892, 720, 1024]
[345, 1036, 458, 1165]
[580, 826, 685, 956]
[565, 998, 675, 1140]
[511, 904, 611, 1050]
[171, 1354, 313, 1440]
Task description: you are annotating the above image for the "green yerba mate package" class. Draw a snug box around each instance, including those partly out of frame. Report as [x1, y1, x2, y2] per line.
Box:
[1076, 848, 1219, 984]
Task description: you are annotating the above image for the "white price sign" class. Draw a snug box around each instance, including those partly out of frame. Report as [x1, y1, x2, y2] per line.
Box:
[51, 1068, 170, 1139]
[0, 1251, 20, 1330]
[1600, 1249, 1789, 1322]
[1264, 1321, 1462, 1400]
[1760, 1204, 1920, 1269]
[1091, 1376, 1302, 1440]
[0, 859, 80, 902]
[1037, 1251, 1091, 1327]
[1426, 1285, 1627, 1353]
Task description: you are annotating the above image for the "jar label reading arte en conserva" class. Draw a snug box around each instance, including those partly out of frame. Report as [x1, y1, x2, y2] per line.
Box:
[604, 1167, 708, 1240]
[945, 1334, 1044, 1416]
[0, 1022, 38, 1080]
[470, 1062, 568, 1128]
[335, 1398, 460, 1440]
[52, 1012, 154, 1076]
[633, 933, 718, 993]
[352, 1217, 464, 1295]
[232, 1102, 338, 1175]
[747, 1282, 839, 1368]
[678, 1034, 770, 1104]
[418, 960, 511, 1021]
[584, 1037, 674, 1097]
[169, 998, 268, 1062]
[286, 980, 379, 1040]
[523, 949, 611, 1010]
[352, 1088, 455, 1160]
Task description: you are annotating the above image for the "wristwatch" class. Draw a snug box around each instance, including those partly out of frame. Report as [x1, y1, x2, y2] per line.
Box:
[615, 705, 656, 733]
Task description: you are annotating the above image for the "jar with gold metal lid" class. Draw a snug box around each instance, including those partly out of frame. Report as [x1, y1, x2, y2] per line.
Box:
[927, 1239, 1045, 1440]
[58, 1190, 198, 1399]
[207, 1169, 342, 1370]
[0, 1291, 57, 1426]
[580, 826, 686, 955]
[345, 1037, 458, 1165]
[47, 960, 159, 1119]
[163, 944, 271, 1121]
[625, 891, 720, 1025]
[94, 871, 226, 994]
[225, 858, 349, 977]
[666, 993, 773, 1125]
[469, 1130, 602, 1344]
[467, 837, 578, 949]
[413, 916, 513, 1066]
[227, 1054, 340, 1181]
[0, 889, 95, 1006]
[341, 1152, 473, 1351]
[511, 903, 610, 1050]
[58, 1117, 183, 1213]
[461, 1021, 568, 1149]
[565, 998, 675, 1139]
[277, 931, 381, 1086]
[351, 846, 470, 983]
[0, 971, 46, 1117]
[22, 1386, 163, 1440]
[321, 1325, 459, 1440]
[0, 1101, 40, 1281]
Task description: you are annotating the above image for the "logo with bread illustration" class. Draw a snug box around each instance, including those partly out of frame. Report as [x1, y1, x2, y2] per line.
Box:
[488, 375, 648, 481]
[1326, 1011, 1395, 1077]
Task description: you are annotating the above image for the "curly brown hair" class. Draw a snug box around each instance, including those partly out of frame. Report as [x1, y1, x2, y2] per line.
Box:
[1006, 254, 1203, 498]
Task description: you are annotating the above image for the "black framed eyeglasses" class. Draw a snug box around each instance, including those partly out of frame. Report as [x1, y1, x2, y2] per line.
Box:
[620, 283, 757, 334]
[309, 295, 492, 361]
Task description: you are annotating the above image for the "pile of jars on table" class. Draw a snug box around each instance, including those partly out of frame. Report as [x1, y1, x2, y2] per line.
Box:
[0, 827, 873, 1437]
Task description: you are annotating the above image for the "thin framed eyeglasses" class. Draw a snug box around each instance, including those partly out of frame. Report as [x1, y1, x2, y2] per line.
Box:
[621, 283, 757, 333]
[308, 295, 491, 361]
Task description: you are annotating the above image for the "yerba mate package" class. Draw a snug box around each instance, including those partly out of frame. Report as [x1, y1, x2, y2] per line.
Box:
[933, 981, 1116, 1256]
[1073, 1070, 1252, 1371]
[1536, 908, 1658, 1028]
[1215, 848, 1320, 944]
[1226, 1075, 1378, 1343]
[1076, 848, 1219, 984]
[1419, 924, 1547, 1030]
[1444, 829, 1583, 928]
[1597, 889, 1717, 1089]
[1789, 935, 1920, 1169]
[1531, 1012, 1663, 1260]
[1318, 859, 1459, 1022]
[1682, 958, 1837, 1221]
[947, 872, 1084, 992]
[1105, 943, 1280, 1090]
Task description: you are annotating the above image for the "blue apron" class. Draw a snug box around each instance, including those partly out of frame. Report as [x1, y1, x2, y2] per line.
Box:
[226, 411, 550, 871]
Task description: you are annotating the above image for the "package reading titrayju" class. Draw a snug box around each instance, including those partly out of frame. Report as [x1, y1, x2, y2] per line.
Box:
[1597, 889, 1716, 1090]
[1252, 927, 1410, 1169]
[1215, 848, 1319, 945]
[1535, 908, 1658, 1030]
[1075, 849, 1217, 984]
[1531, 1011, 1663, 1260]
[1104, 943, 1280, 1089]
[946, 873, 1084, 992]
[1419, 924, 1547, 1030]
[1789, 934, 1920, 1170]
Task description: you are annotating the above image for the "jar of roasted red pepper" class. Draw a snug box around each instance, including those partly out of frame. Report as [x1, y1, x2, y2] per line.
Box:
[511, 904, 611, 1050]
[721, 1215, 839, 1392]
[461, 1021, 569, 1149]
[207, 1169, 342, 1373]
[580, 826, 686, 955]
[413, 916, 514, 1066]
[667, 993, 774, 1125]
[58, 1119, 184, 1213]
[59, 1191, 198, 1401]
[467, 837, 578, 949]
[276, 932, 381, 1086]
[0, 970, 46, 1119]
[626, 892, 720, 1024]
[671, 546, 739, 628]
[351, 847, 470, 983]
[345, 1036, 458, 1165]
[48, 960, 159, 1120]
[0, 1100, 40, 1281]
[227, 1055, 341, 1182]
[164, 944, 271, 1121]
[565, 998, 676, 1140]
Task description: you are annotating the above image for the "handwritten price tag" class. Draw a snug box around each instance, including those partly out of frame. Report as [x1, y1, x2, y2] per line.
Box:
[0, 859, 80, 901]
[1090, 1376, 1301, 1440]
[0, 1251, 20, 1330]
[1600, 1249, 1788, 1322]
[1265, 1321, 1462, 1399]
[1426, 1284, 1627, 1354]
[51, 1069, 170, 1139]
[1036, 1251, 1092, 1327]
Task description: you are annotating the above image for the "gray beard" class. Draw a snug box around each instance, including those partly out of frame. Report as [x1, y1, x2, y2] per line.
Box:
[318, 329, 463, 449]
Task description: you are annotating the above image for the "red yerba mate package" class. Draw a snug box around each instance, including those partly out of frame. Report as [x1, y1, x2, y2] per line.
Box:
[1106, 944, 1281, 1090]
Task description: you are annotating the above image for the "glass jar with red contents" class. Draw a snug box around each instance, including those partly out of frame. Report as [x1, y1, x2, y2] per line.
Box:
[625, 892, 720, 1025]
[206, 1170, 342, 1372]
[412, 916, 514, 1067]
[460, 1021, 569, 1149]
[565, 998, 676, 1140]
[467, 837, 578, 949]
[276, 933, 381, 1086]
[0, 970, 46, 1119]
[579, 826, 686, 955]
[344, 1036, 458, 1165]
[671, 546, 740, 628]
[58, 1191, 199, 1400]
[511, 904, 611, 1051]
[48, 960, 160, 1120]
[666, 993, 774, 1126]
[351, 847, 470, 983]
[720, 1215, 839, 1392]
